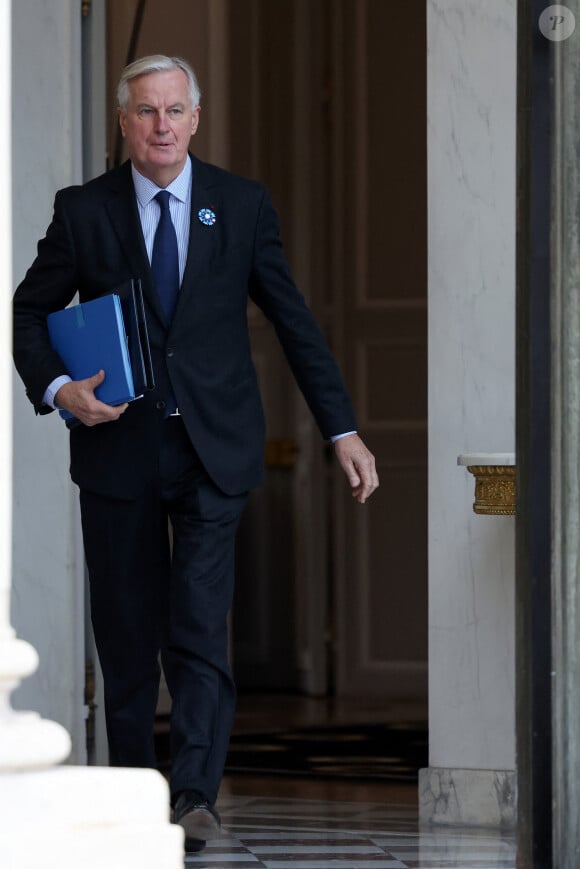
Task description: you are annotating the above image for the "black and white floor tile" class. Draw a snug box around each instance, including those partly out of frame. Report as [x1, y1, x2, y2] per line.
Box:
[184, 796, 516, 868]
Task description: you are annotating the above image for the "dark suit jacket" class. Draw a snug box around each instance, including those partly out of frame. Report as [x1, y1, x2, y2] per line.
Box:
[13, 155, 357, 498]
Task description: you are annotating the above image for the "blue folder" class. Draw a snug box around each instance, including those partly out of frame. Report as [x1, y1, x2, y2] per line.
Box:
[47, 294, 136, 421]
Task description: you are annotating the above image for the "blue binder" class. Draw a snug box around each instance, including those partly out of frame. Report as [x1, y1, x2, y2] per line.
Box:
[47, 294, 136, 420]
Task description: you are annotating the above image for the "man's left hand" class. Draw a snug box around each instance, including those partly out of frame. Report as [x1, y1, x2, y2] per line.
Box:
[334, 434, 379, 504]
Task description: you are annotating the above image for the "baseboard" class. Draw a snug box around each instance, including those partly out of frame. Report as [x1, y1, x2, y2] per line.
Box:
[419, 767, 516, 830]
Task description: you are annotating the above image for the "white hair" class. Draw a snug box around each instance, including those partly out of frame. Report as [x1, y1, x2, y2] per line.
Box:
[117, 54, 201, 111]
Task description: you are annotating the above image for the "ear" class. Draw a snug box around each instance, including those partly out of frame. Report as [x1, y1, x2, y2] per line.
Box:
[118, 107, 127, 138]
[191, 106, 201, 137]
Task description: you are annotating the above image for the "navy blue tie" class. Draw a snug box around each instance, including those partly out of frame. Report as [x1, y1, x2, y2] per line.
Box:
[151, 190, 179, 323]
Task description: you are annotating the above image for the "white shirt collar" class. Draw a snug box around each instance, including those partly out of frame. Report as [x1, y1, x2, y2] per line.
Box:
[131, 157, 192, 206]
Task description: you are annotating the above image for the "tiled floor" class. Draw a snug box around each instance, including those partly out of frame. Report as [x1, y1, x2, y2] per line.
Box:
[184, 795, 517, 868]
[177, 694, 515, 867]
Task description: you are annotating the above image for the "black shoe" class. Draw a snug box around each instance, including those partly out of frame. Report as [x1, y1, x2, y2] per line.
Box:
[184, 836, 206, 853]
[172, 790, 221, 850]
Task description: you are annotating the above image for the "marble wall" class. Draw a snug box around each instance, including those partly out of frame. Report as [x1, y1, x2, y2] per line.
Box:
[10, 0, 85, 761]
[426, 0, 517, 807]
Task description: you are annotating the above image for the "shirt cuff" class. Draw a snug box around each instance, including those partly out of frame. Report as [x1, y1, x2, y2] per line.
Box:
[330, 431, 357, 443]
[43, 375, 72, 409]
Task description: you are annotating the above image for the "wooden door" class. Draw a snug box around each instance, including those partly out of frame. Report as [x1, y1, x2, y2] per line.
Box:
[330, 0, 428, 698]
[229, 0, 332, 694]
[103, 0, 428, 703]
[229, 0, 427, 700]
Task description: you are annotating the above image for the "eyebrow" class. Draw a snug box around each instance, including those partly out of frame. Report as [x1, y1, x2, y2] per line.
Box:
[135, 102, 185, 111]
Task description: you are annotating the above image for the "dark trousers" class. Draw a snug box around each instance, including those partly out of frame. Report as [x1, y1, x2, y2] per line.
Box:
[80, 416, 247, 804]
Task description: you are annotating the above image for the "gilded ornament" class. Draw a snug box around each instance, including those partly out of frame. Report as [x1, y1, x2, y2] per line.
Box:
[466, 465, 516, 516]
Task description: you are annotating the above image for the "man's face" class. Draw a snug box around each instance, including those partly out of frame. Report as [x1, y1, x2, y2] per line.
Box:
[118, 68, 200, 186]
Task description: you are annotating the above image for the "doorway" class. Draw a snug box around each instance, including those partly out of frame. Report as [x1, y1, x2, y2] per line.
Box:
[103, 0, 427, 713]
[224, 0, 428, 702]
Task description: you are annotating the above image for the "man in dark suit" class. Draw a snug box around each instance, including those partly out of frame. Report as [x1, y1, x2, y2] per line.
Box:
[13, 55, 378, 851]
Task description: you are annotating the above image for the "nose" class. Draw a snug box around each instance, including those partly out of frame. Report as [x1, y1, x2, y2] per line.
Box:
[155, 110, 170, 133]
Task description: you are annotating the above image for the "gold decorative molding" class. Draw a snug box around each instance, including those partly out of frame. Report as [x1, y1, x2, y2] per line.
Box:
[466, 465, 516, 516]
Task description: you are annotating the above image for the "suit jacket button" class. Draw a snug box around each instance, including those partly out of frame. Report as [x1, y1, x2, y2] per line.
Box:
[167, 348, 174, 357]
[156, 400, 166, 410]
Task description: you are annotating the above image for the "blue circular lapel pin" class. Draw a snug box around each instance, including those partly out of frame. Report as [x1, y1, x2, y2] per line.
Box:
[198, 207, 216, 226]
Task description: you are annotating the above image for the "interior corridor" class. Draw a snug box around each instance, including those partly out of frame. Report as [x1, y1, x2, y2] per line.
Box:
[186, 795, 516, 868]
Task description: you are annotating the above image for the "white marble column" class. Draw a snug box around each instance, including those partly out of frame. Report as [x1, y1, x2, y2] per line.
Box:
[10, 0, 86, 761]
[0, 0, 71, 779]
[422, 0, 517, 828]
[1, 1, 182, 865]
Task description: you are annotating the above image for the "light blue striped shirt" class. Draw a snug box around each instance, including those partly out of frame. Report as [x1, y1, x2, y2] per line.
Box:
[131, 159, 192, 283]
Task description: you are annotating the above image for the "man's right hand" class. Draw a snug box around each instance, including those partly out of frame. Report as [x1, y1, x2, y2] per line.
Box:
[54, 370, 128, 426]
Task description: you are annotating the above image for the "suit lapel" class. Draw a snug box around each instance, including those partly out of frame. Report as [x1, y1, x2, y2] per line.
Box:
[104, 162, 167, 327]
[172, 156, 220, 323]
